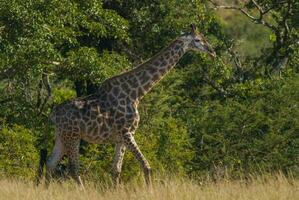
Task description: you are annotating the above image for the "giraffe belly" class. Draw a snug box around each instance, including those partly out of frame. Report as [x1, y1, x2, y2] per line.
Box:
[82, 131, 121, 144]
[78, 104, 140, 143]
[79, 117, 120, 144]
[82, 134, 109, 144]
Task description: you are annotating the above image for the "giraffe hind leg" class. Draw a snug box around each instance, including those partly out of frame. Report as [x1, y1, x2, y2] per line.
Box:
[45, 136, 64, 188]
[65, 138, 84, 188]
[123, 133, 151, 185]
[111, 143, 126, 186]
[35, 148, 48, 186]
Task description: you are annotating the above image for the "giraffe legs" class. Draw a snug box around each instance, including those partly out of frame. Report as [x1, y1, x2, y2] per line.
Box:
[45, 136, 64, 187]
[111, 143, 126, 186]
[123, 133, 151, 185]
[45, 135, 84, 188]
[65, 139, 84, 188]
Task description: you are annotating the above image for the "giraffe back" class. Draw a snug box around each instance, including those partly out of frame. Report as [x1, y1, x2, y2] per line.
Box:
[50, 91, 140, 144]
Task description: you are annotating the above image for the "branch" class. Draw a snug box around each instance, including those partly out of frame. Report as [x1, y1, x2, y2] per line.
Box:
[36, 78, 43, 109]
[252, 0, 264, 16]
[208, 0, 277, 31]
[257, 1, 289, 15]
[42, 72, 52, 97]
[0, 61, 60, 80]
[202, 76, 229, 97]
[227, 43, 243, 72]
[282, 0, 292, 42]
[46, 61, 61, 66]
[37, 73, 52, 116]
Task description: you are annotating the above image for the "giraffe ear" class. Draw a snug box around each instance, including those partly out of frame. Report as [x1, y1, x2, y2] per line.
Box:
[190, 24, 197, 35]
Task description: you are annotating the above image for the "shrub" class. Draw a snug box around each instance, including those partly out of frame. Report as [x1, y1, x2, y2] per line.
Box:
[0, 124, 38, 179]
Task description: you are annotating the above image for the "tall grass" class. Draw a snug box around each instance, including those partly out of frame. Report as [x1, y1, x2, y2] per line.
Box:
[0, 174, 298, 200]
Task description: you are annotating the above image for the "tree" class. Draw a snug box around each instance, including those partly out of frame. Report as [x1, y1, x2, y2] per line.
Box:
[208, 0, 299, 74]
[0, 0, 298, 181]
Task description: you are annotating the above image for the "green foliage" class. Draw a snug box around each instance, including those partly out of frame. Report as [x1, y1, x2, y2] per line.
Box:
[180, 75, 299, 177]
[64, 48, 130, 83]
[0, 125, 38, 178]
[52, 84, 76, 104]
[0, 0, 298, 182]
[79, 143, 114, 183]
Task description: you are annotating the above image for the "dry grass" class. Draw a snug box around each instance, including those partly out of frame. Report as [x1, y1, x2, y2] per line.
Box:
[0, 174, 298, 200]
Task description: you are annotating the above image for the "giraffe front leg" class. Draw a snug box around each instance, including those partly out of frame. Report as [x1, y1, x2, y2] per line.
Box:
[123, 133, 151, 185]
[111, 143, 126, 186]
[65, 139, 84, 188]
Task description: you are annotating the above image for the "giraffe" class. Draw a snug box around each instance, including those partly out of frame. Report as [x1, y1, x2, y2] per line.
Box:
[37, 25, 216, 187]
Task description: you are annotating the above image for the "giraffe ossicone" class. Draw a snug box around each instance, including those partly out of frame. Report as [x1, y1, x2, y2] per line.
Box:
[37, 25, 216, 187]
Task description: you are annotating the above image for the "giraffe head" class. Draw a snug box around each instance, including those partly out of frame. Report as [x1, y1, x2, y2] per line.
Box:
[181, 24, 216, 58]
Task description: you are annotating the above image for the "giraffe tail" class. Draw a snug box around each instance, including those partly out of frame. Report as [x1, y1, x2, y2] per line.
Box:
[35, 148, 48, 186]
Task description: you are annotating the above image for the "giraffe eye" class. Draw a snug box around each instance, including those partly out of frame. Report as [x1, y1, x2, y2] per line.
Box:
[194, 39, 200, 42]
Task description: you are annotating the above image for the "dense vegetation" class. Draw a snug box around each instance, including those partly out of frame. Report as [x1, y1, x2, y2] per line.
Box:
[0, 0, 298, 182]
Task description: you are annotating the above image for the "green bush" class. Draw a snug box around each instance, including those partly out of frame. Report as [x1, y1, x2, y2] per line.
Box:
[186, 76, 299, 177]
[0, 125, 38, 179]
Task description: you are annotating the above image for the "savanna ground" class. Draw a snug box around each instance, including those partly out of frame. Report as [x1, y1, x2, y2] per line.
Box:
[0, 174, 298, 200]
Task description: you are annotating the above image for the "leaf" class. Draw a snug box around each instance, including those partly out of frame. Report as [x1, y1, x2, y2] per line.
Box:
[269, 34, 277, 42]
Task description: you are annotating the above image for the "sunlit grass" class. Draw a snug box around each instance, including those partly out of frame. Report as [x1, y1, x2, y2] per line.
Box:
[0, 174, 298, 200]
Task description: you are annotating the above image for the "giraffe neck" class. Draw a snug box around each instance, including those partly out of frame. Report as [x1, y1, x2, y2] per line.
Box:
[99, 38, 189, 102]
